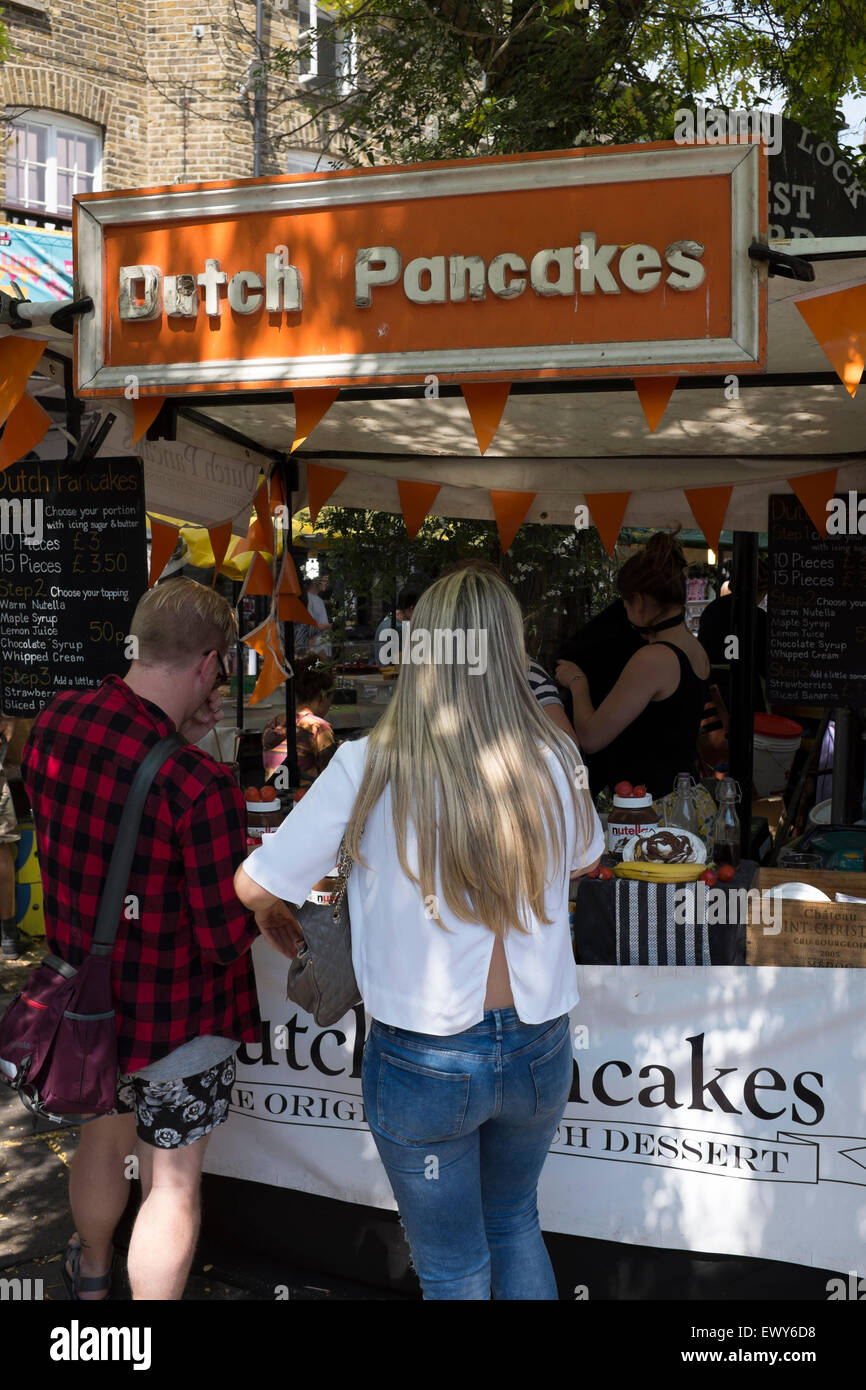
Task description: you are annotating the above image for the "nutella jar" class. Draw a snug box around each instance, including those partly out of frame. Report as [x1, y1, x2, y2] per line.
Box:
[606, 792, 660, 858]
[307, 871, 341, 907]
[245, 787, 286, 845]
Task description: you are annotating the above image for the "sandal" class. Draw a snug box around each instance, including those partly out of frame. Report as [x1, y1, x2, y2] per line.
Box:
[60, 1242, 112, 1301]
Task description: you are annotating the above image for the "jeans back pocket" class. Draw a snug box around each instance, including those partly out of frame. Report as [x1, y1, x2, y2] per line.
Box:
[376, 1053, 471, 1145]
[529, 1019, 572, 1117]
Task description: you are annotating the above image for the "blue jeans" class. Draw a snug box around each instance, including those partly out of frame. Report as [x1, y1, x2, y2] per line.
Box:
[362, 1007, 573, 1300]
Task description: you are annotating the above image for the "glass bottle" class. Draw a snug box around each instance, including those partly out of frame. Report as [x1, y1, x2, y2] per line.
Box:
[712, 777, 741, 869]
[667, 772, 700, 837]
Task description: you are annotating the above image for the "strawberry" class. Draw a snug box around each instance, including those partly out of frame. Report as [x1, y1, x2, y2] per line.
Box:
[614, 781, 634, 797]
[700, 869, 718, 887]
[718, 863, 736, 882]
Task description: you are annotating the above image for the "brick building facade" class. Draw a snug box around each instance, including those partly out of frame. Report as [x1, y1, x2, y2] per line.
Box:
[1, 0, 351, 222]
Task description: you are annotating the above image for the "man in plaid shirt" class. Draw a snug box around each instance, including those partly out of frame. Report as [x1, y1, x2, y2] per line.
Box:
[22, 578, 271, 1302]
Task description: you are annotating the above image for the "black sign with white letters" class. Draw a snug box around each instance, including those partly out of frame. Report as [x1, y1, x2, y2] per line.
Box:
[768, 493, 866, 706]
[768, 119, 866, 241]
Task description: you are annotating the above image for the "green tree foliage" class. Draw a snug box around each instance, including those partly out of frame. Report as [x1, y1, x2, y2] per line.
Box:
[304, 504, 620, 662]
[275, 0, 866, 165]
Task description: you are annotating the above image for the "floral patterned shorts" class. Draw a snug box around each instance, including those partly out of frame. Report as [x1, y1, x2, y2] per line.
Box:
[115, 1056, 237, 1149]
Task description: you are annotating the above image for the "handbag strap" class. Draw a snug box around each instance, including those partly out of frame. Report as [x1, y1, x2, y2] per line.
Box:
[330, 836, 353, 922]
[90, 732, 186, 956]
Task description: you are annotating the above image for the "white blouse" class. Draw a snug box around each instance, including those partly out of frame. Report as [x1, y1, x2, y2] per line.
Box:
[242, 737, 605, 1034]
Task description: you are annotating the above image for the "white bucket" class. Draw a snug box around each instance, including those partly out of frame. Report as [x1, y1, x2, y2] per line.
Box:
[808, 798, 833, 827]
[753, 732, 802, 797]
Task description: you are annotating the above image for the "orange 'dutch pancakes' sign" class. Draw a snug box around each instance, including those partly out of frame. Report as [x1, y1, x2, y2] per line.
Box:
[74, 140, 767, 398]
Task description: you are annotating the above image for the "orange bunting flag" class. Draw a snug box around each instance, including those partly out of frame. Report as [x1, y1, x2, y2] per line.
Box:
[584, 492, 631, 558]
[242, 614, 271, 658]
[684, 486, 733, 557]
[248, 642, 290, 706]
[0, 391, 51, 473]
[234, 516, 274, 557]
[245, 617, 290, 707]
[242, 551, 275, 598]
[291, 387, 339, 452]
[0, 337, 48, 430]
[461, 382, 511, 454]
[633, 377, 678, 432]
[276, 552, 311, 622]
[252, 480, 275, 553]
[306, 462, 347, 526]
[794, 282, 866, 396]
[207, 521, 234, 584]
[277, 551, 302, 598]
[269, 468, 286, 513]
[490, 489, 535, 554]
[131, 396, 166, 444]
[788, 469, 838, 539]
[148, 519, 180, 587]
[397, 479, 441, 539]
[277, 594, 315, 624]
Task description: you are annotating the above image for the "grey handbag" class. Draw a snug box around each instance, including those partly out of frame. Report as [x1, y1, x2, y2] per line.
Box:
[286, 839, 362, 1026]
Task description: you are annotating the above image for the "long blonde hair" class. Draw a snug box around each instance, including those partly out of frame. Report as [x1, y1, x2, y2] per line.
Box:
[344, 566, 596, 937]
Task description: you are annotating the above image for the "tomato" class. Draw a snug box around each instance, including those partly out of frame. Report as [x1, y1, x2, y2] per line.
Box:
[598, 866, 614, 881]
[632, 784, 647, 797]
[244, 786, 261, 801]
[587, 865, 602, 879]
[259, 785, 277, 802]
[718, 863, 736, 882]
[700, 869, 718, 887]
[614, 781, 634, 797]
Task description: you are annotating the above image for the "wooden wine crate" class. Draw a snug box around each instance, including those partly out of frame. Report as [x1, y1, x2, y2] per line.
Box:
[746, 868, 866, 967]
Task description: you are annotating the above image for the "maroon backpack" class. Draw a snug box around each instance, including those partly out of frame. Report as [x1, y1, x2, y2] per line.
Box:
[0, 734, 184, 1126]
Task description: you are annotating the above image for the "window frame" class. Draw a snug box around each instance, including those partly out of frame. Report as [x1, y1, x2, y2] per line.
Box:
[4, 110, 103, 218]
[297, 0, 357, 96]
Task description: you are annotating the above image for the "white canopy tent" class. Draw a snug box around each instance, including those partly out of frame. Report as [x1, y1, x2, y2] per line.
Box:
[4, 237, 865, 532]
[184, 239, 866, 531]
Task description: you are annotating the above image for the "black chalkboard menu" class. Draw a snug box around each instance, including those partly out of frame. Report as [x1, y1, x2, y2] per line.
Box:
[768, 492, 866, 707]
[0, 456, 147, 716]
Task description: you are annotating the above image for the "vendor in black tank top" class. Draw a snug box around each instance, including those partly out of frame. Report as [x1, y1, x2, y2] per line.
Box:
[555, 531, 710, 801]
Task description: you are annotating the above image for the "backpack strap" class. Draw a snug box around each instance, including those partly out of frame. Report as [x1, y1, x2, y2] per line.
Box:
[90, 733, 186, 956]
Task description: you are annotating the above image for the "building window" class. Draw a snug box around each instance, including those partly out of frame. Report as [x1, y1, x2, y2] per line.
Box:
[298, 1, 357, 95]
[5, 113, 102, 218]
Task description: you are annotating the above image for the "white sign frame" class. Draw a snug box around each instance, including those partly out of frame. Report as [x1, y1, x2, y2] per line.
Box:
[75, 144, 765, 395]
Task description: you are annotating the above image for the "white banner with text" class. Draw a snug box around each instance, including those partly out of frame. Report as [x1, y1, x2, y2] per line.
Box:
[204, 943, 866, 1274]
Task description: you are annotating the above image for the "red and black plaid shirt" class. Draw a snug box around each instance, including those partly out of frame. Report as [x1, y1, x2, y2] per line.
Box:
[21, 675, 260, 1073]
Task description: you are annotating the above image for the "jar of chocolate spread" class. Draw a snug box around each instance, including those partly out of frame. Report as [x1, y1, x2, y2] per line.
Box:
[606, 792, 660, 858]
[246, 794, 285, 846]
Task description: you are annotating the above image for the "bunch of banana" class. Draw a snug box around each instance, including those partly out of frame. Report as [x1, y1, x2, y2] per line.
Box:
[614, 862, 705, 883]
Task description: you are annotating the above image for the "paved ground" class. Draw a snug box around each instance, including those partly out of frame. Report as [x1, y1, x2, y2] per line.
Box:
[0, 937, 404, 1301]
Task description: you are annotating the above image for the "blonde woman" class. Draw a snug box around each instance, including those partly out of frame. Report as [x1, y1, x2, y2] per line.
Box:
[235, 565, 603, 1300]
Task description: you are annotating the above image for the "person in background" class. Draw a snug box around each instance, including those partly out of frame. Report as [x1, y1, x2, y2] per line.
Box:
[555, 599, 643, 795]
[374, 587, 419, 665]
[698, 557, 768, 713]
[306, 571, 333, 657]
[21, 579, 261, 1302]
[262, 665, 338, 784]
[0, 712, 21, 959]
[294, 570, 333, 657]
[527, 658, 580, 747]
[235, 564, 603, 1300]
[555, 531, 710, 800]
